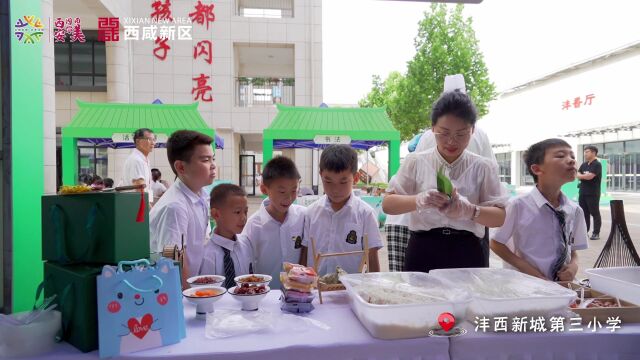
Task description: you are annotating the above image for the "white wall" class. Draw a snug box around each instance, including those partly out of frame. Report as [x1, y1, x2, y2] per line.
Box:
[480, 47, 640, 185]
[56, 92, 108, 128]
[482, 49, 640, 151]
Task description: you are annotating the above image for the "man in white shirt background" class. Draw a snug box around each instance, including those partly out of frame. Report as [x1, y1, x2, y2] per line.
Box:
[123, 128, 156, 204]
[151, 168, 168, 204]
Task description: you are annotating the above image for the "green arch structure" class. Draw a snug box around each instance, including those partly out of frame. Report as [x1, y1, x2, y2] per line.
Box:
[62, 100, 215, 185]
[262, 104, 401, 178]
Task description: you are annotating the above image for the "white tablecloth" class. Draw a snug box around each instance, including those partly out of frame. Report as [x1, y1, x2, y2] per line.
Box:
[32, 290, 450, 360]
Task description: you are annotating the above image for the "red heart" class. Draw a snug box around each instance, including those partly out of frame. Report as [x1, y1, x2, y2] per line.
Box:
[127, 313, 153, 339]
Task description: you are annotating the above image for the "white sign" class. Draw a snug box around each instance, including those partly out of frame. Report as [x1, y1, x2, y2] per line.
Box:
[313, 135, 351, 145]
[112, 133, 168, 143]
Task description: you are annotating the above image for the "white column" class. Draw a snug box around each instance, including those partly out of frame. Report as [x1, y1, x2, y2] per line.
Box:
[106, 40, 131, 102]
[42, 0, 57, 194]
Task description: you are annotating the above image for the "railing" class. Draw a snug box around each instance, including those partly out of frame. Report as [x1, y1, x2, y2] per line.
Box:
[236, 0, 294, 18]
[235, 77, 295, 107]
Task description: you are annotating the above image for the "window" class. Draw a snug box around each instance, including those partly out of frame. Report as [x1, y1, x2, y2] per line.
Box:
[604, 141, 623, 156]
[519, 152, 535, 186]
[625, 140, 640, 153]
[55, 31, 107, 91]
[236, 0, 294, 18]
[78, 142, 108, 180]
[495, 152, 511, 185]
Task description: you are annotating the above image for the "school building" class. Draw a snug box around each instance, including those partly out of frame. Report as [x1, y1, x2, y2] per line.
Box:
[50, 0, 323, 195]
[481, 41, 640, 192]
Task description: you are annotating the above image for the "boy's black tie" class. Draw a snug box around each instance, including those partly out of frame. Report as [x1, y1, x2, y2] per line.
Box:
[222, 248, 236, 289]
[546, 204, 568, 281]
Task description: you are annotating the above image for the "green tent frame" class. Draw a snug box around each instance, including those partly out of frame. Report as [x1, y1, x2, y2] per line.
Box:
[263, 105, 401, 179]
[62, 101, 215, 185]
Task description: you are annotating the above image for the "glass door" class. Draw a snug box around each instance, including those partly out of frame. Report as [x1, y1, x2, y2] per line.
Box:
[624, 153, 636, 191]
[239, 155, 256, 196]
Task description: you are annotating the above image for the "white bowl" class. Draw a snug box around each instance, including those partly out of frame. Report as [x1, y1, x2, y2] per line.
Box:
[234, 274, 272, 287]
[229, 285, 270, 311]
[182, 286, 227, 318]
[187, 275, 225, 288]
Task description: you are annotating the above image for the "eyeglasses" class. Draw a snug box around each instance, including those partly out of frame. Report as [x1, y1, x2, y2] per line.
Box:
[433, 130, 471, 143]
[140, 137, 157, 143]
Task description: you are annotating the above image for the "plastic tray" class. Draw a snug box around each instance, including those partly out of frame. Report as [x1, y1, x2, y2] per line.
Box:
[430, 268, 577, 321]
[586, 267, 640, 305]
[340, 272, 471, 340]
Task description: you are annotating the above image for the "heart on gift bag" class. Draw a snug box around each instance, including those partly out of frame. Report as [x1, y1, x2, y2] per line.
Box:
[127, 313, 153, 339]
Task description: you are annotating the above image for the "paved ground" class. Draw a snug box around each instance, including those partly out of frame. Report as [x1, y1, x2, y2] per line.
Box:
[247, 191, 640, 279]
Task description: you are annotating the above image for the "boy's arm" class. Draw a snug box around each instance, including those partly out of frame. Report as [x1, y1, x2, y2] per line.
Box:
[490, 240, 548, 280]
[367, 248, 380, 272]
[556, 250, 579, 281]
[362, 207, 384, 271]
[151, 203, 189, 251]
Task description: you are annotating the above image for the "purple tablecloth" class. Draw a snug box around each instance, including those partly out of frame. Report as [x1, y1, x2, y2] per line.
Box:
[30, 290, 450, 360]
[449, 321, 640, 360]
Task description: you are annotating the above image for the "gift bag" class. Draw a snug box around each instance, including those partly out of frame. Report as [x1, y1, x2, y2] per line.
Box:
[97, 258, 185, 358]
[43, 262, 102, 352]
[42, 193, 150, 264]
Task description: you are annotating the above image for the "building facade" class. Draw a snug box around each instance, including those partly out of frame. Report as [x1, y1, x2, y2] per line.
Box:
[482, 42, 640, 192]
[50, 0, 323, 194]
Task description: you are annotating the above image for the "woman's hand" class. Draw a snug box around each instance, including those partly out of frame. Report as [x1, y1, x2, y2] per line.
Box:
[415, 190, 450, 211]
[438, 188, 475, 220]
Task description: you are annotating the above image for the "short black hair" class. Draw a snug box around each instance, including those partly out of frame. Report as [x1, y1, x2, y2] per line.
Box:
[151, 168, 161, 181]
[103, 178, 114, 188]
[210, 183, 246, 208]
[133, 128, 154, 141]
[431, 90, 477, 126]
[584, 145, 599, 155]
[166, 130, 213, 175]
[262, 156, 301, 186]
[523, 138, 571, 183]
[320, 144, 358, 174]
[78, 173, 92, 185]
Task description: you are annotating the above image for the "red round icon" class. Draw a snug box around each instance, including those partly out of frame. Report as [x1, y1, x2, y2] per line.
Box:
[438, 312, 455, 332]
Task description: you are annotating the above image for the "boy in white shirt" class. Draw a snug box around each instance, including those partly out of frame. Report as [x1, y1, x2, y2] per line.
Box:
[300, 145, 382, 275]
[491, 138, 588, 281]
[201, 184, 253, 288]
[242, 156, 305, 289]
[150, 130, 216, 279]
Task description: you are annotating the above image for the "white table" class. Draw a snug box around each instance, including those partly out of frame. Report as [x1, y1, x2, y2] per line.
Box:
[33, 290, 450, 360]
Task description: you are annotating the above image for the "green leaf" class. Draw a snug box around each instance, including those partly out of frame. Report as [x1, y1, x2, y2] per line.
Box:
[437, 166, 453, 197]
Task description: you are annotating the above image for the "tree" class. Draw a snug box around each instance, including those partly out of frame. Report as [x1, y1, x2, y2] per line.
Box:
[360, 4, 496, 141]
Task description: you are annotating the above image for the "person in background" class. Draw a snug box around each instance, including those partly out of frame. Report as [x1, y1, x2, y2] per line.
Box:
[79, 173, 93, 186]
[91, 175, 105, 190]
[103, 178, 114, 188]
[577, 145, 602, 240]
[151, 168, 168, 203]
[123, 128, 155, 204]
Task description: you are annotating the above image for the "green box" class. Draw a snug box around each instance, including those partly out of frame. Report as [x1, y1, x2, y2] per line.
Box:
[44, 262, 102, 352]
[42, 192, 150, 264]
